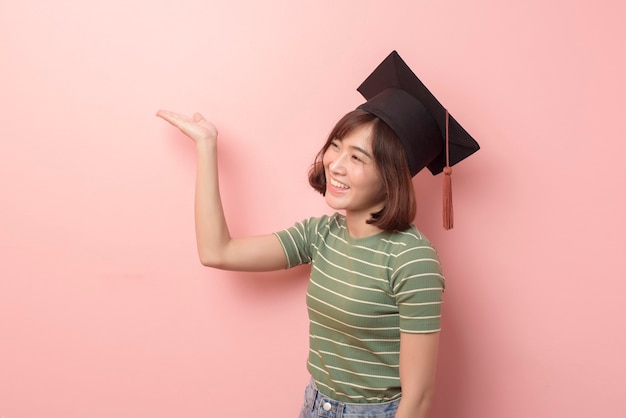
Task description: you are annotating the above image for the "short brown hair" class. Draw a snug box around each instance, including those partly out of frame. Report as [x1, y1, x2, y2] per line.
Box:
[308, 109, 416, 231]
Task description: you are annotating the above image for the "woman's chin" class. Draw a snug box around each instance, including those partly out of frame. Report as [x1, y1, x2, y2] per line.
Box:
[324, 195, 344, 211]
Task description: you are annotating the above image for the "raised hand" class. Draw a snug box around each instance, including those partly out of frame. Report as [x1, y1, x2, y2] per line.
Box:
[156, 108, 286, 271]
[156, 110, 218, 144]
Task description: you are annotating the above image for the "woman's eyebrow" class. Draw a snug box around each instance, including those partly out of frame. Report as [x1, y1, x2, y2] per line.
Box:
[348, 145, 373, 159]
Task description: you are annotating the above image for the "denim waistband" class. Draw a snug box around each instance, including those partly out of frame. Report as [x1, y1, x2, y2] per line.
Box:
[301, 379, 400, 418]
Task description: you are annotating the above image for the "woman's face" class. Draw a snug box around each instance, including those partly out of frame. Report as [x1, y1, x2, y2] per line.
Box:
[322, 122, 386, 220]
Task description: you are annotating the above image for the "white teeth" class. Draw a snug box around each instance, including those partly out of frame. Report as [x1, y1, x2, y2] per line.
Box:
[330, 178, 349, 189]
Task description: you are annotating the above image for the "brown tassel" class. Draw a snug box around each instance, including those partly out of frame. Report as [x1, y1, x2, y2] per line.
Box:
[443, 166, 453, 229]
[442, 109, 453, 229]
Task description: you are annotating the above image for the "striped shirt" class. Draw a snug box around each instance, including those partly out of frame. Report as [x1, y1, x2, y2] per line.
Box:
[274, 213, 444, 403]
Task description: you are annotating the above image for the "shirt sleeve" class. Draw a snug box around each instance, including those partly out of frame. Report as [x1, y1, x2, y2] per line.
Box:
[390, 240, 445, 333]
[273, 217, 320, 269]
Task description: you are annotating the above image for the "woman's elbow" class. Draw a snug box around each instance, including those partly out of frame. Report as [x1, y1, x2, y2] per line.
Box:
[398, 387, 435, 417]
[197, 250, 226, 269]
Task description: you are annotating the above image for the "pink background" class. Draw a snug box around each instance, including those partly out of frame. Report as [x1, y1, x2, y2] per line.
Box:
[1, 1, 625, 417]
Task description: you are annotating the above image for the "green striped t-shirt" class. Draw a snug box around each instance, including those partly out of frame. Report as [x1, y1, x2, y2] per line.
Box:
[274, 213, 444, 403]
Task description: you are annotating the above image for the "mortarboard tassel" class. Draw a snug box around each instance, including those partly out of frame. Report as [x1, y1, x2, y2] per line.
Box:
[443, 110, 453, 230]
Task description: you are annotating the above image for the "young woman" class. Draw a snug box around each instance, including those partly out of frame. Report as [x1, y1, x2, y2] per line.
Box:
[157, 51, 479, 418]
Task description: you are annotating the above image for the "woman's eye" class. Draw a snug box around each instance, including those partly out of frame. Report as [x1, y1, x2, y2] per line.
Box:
[352, 155, 363, 163]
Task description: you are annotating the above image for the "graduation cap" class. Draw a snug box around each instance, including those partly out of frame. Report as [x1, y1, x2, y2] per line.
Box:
[356, 50, 480, 229]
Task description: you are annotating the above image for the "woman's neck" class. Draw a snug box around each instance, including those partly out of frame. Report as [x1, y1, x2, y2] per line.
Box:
[345, 212, 383, 239]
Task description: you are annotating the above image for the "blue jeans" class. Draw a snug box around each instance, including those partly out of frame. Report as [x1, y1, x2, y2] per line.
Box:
[298, 379, 400, 418]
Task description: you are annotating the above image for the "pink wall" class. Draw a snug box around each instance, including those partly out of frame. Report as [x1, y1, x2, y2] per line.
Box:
[1, 1, 625, 417]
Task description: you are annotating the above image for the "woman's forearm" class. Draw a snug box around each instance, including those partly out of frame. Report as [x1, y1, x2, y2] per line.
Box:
[193, 139, 232, 267]
[394, 392, 434, 418]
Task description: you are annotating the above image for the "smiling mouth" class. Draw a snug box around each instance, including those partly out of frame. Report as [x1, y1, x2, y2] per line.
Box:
[329, 178, 349, 189]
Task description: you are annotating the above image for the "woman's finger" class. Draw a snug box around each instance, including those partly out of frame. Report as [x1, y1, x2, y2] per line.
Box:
[156, 109, 190, 126]
[193, 112, 206, 122]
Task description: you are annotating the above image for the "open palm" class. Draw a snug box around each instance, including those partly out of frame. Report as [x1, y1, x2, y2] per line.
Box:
[156, 110, 218, 143]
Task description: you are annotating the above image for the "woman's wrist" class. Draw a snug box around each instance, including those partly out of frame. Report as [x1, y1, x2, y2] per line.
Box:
[195, 136, 217, 151]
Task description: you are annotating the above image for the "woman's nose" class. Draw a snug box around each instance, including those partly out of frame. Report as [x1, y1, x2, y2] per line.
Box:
[329, 153, 347, 174]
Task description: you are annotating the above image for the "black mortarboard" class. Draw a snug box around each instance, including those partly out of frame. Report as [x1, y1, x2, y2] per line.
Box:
[356, 51, 480, 229]
[357, 50, 479, 176]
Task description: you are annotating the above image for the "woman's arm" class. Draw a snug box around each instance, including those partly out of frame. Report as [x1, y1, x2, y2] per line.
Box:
[157, 110, 287, 271]
[395, 332, 440, 418]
